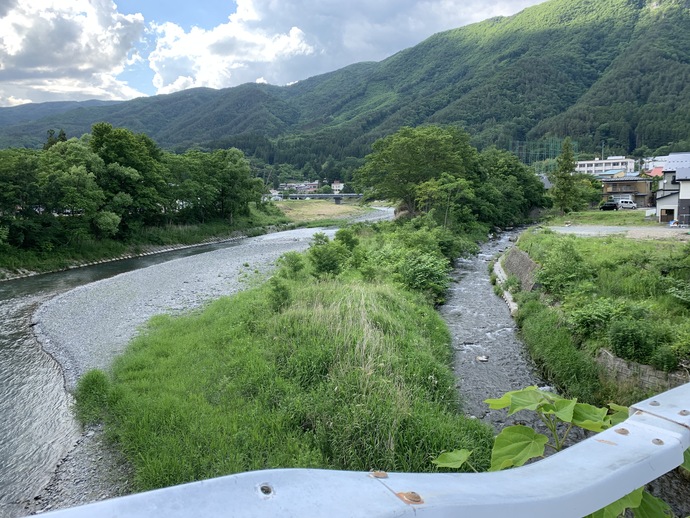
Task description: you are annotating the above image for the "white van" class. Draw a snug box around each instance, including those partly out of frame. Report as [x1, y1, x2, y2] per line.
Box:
[618, 199, 637, 209]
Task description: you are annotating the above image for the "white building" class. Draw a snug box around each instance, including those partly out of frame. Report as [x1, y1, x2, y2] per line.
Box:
[331, 180, 345, 194]
[575, 156, 635, 175]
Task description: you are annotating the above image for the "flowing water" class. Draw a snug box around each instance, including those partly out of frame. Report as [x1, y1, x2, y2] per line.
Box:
[1, 224, 687, 516]
[443, 231, 689, 516]
[0, 240, 254, 518]
[442, 230, 546, 430]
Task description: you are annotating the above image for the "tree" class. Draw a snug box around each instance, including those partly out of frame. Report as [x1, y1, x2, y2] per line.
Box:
[89, 122, 169, 229]
[548, 138, 579, 214]
[355, 125, 479, 213]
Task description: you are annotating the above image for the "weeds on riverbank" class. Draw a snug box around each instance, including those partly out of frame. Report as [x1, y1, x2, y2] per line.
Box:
[0, 204, 290, 274]
[513, 228, 690, 404]
[76, 217, 493, 491]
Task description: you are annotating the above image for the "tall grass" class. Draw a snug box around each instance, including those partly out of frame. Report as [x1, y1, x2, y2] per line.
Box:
[516, 299, 603, 404]
[514, 229, 690, 397]
[78, 278, 493, 491]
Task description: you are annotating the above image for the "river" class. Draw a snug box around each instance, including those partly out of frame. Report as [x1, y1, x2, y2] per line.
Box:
[0, 238, 278, 517]
[1, 221, 687, 517]
[0, 208, 398, 518]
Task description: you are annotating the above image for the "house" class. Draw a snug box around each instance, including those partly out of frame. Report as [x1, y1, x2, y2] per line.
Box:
[655, 152, 690, 224]
[331, 180, 345, 194]
[601, 173, 654, 207]
[576, 156, 635, 175]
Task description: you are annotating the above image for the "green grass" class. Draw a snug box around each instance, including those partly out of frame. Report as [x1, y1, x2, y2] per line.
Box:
[77, 277, 493, 491]
[514, 229, 690, 400]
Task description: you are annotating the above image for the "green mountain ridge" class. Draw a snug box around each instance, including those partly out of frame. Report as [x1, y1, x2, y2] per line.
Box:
[1, 0, 689, 161]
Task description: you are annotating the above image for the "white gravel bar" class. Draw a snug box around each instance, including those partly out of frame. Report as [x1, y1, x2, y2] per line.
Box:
[34, 211, 392, 392]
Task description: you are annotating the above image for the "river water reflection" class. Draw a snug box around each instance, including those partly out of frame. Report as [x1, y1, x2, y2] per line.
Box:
[0, 240, 251, 517]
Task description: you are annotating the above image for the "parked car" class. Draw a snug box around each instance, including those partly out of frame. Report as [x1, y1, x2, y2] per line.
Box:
[618, 199, 637, 209]
[600, 201, 619, 211]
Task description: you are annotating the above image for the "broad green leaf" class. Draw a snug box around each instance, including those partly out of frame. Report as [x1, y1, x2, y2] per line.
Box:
[485, 386, 540, 411]
[682, 447, 690, 474]
[632, 490, 673, 517]
[572, 402, 609, 432]
[586, 487, 644, 518]
[607, 403, 629, 427]
[484, 392, 513, 410]
[432, 449, 472, 469]
[541, 398, 576, 422]
[489, 425, 548, 471]
[507, 387, 547, 415]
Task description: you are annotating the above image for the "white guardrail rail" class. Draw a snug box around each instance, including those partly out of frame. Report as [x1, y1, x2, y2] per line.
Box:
[44, 383, 690, 518]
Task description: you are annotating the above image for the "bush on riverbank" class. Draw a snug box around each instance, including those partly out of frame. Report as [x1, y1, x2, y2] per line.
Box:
[76, 218, 493, 490]
[513, 228, 690, 404]
[0, 204, 290, 275]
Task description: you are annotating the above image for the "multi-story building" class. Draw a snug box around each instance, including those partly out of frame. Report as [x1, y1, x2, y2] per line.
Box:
[576, 156, 636, 175]
[601, 173, 653, 207]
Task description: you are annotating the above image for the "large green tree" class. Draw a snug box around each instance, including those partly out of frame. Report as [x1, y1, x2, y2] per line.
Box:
[89, 122, 169, 230]
[355, 125, 479, 214]
[548, 137, 579, 214]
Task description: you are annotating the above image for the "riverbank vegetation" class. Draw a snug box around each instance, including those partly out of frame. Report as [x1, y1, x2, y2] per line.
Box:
[76, 218, 494, 490]
[73, 123, 548, 490]
[0, 123, 283, 273]
[513, 228, 690, 405]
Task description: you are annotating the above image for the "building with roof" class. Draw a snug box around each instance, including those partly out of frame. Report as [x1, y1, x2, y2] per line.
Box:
[654, 152, 690, 224]
[601, 174, 654, 207]
[576, 156, 635, 175]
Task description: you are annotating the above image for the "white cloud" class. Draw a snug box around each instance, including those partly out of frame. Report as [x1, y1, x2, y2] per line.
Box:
[0, 0, 145, 105]
[0, 0, 546, 105]
[147, 10, 315, 95]
[145, 0, 544, 94]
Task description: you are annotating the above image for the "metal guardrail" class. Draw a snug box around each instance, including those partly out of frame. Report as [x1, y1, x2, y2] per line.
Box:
[43, 383, 690, 518]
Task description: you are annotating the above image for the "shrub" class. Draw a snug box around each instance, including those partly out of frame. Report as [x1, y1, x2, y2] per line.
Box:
[395, 252, 450, 304]
[503, 274, 520, 294]
[535, 238, 591, 296]
[334, 227, 359, 251]
[269, 277, 291, 313]
[276, 251, 306, 279]
[607, 319, 653, 363]
[308, 235, 350, 278]
[565, 298, 631, 340]
[649, 346, 678, 372]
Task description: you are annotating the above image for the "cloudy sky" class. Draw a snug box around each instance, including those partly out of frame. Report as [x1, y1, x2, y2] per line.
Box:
[0, 0, 546, 107]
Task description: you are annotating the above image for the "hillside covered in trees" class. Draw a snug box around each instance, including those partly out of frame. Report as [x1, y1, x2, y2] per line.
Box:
[1, 0, 690, 164]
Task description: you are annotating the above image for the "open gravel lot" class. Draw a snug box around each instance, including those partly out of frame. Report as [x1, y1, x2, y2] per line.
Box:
[549, 224, 690, 240]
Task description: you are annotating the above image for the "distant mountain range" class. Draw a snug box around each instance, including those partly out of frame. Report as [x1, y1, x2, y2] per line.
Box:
[2, 0, 689, 164]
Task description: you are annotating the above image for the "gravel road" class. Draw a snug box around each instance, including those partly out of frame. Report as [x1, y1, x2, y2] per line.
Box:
[549, 224, 690, 240]
[22, 210, 393, 516]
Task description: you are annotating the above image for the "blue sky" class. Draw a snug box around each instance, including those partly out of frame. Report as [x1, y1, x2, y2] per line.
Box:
[0, 0, 546, 106]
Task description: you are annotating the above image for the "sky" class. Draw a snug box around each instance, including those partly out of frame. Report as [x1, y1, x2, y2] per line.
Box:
[0, 0, 546, 107]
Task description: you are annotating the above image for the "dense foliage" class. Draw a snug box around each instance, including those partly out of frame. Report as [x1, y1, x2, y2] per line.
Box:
[2, 0, 690, 163]
[515, 229, 690, 404]
[355, 125, 546, 231]
[0, 123, 267, 270]
[76, 220, 494, 490]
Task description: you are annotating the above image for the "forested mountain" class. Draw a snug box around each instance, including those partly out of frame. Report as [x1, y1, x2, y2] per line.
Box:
[1, 0, 690, 162]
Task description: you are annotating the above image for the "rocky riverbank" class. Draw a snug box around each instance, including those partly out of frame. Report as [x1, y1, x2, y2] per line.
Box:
[18, 210, 393, 517]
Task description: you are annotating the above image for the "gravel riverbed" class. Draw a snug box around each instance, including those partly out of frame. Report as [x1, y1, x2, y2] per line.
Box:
[20, 212, 394, 516]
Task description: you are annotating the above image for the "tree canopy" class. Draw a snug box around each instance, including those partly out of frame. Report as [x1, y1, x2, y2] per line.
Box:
[0, 123, 264, 253]
[356, 125, 546, 231]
